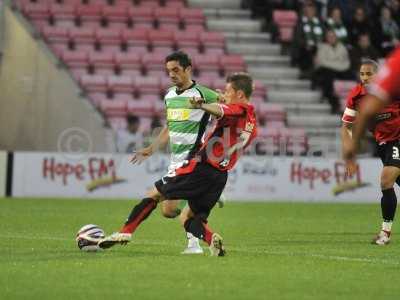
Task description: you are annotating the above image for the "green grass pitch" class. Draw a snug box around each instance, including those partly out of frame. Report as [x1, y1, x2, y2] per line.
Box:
[1, 198, 399, 300]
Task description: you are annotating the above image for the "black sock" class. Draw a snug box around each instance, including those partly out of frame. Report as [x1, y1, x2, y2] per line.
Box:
[381, 188, 397, 222]
[120, 198, 157, 234]
[184, 216, 206, 240]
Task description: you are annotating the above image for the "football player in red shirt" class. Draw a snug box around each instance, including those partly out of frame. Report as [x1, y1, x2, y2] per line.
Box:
[341, 59, 400, 244]
[343, 48, 400, 245]
[98, 73, 258, 256]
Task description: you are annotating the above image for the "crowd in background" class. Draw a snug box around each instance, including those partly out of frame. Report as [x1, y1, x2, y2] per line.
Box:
[243, 0, 400, 113]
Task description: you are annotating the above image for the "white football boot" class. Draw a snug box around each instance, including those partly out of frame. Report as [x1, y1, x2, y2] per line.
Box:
[372, 230, 391, 245]
[98, 232, 132, 249]
[181, 232, 204, 254]
[209, 233, 225, 257]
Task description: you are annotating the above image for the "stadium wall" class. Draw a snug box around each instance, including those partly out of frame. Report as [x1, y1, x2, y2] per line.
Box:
[0, 5, 111, 152]
[9, 152, 395, 202]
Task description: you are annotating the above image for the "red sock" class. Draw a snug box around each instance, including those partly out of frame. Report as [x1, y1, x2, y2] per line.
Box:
[120, 198, 157, 234]
[202, 222, 213, 246]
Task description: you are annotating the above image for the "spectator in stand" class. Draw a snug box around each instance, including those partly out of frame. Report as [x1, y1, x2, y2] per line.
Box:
[378, 6, 400, 56]
[350, 33, 381, 74]
[389, 0, 400, 27]
[325, 7, 349, 45]
[291, 1, 325, 78]
[347, 6, 379, 48]
[116, 115, 144, 153]
[312, 30, 352, 114]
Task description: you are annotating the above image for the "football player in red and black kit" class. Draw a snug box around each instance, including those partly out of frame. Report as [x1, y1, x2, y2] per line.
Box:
[341, 59, 400, 245]
[343, 48, 400, 245]
[98, 73, 258, 256]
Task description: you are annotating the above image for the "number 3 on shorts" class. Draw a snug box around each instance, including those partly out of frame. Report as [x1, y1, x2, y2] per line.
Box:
[393, 146, 400, 159]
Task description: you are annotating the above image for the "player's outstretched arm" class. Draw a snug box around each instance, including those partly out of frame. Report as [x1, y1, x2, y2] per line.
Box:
[129, 126, 170, 164]
[341, 123, 357, 175]
[189, 97, 223, 117]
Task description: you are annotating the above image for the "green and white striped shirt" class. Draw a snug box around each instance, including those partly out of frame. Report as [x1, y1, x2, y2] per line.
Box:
[164, 82, 218, 166]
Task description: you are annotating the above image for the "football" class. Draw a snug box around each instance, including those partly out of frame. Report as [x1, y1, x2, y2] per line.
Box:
[76, 224, 105, 252]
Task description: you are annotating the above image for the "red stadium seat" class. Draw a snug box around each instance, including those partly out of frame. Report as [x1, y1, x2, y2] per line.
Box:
[62, 50, 89, 68]
[258, 103, 286, 122]
[49, 3, 76, 27]
[122, 28, 149, 49]
[127, 100, 155, 118]
[273, 10, 298, 43]
[253, 80, 267, 98]
[89, 51, 116, 75]
[96, 28, 122, 52]
[273, 10, 298, 27]
[115, 52, 143, 76]
[184, 24, 205, 32]
[100, 99, 128, 118]
[180, 8, 205, 27]
[200, 32, 225, 51]
[196, 76, 216, 90]
[41, 26, 69, 43]
[159, 76, 171, 93]
[256, 127, 281, 155]
[88, 92, 108, 107]
[134, 76, 161, 97]
[102, 5, 128, 28]
[50, 43, 69, 58]
[108, 76, 134, 93]
[77, 4, 103, 26]
[279, 27, 294, 43]
[174, 30, 200, 49]
[69, 27, 96, 44]
[220, 55, 246, 74]
[22, 3, 50, 20]
[194, 55, 220, 77]
[148, 29, 175, 51]
[70, 67, 90, 81]
[212, 78, 227, 91]
[138, 0, 160, 8]
[142, 53, 166, 76]
[165, 0, 186, 8]
[177, 46, 201, 58]
[334, 80, 357, 110]
[154, 7, 180, 29]
[128, 6, 155, 28]
[80, 74, 108, 92]
[281, 128, 308, 155]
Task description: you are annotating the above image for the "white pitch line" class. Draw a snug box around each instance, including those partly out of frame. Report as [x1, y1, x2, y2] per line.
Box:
[1, 234, 398, 266]
[230, 248, 400, 266]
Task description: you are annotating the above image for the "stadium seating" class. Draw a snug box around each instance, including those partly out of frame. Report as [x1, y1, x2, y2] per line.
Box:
[333, 80, 357, 110]
[272, 10, 298, 43]
[15, 0, 289, 153]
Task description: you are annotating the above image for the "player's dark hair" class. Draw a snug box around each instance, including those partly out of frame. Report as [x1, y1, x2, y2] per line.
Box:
[165, 51, 192, 69]
[226, 72, 253, 98]
[127, 114, 139, 124]
[361, 59, 379, 72]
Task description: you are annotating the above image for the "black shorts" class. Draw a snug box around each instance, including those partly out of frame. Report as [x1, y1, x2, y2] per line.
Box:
[377, 140, 400, 168]
[155, 162, 228, 217]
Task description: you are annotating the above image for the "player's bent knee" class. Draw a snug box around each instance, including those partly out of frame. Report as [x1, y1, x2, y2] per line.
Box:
[161, 205, 181, 218]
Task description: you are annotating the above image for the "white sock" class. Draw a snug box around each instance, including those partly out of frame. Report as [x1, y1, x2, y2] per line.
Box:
[382, 221, 393, 232]
[186, 232, 200, 248]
